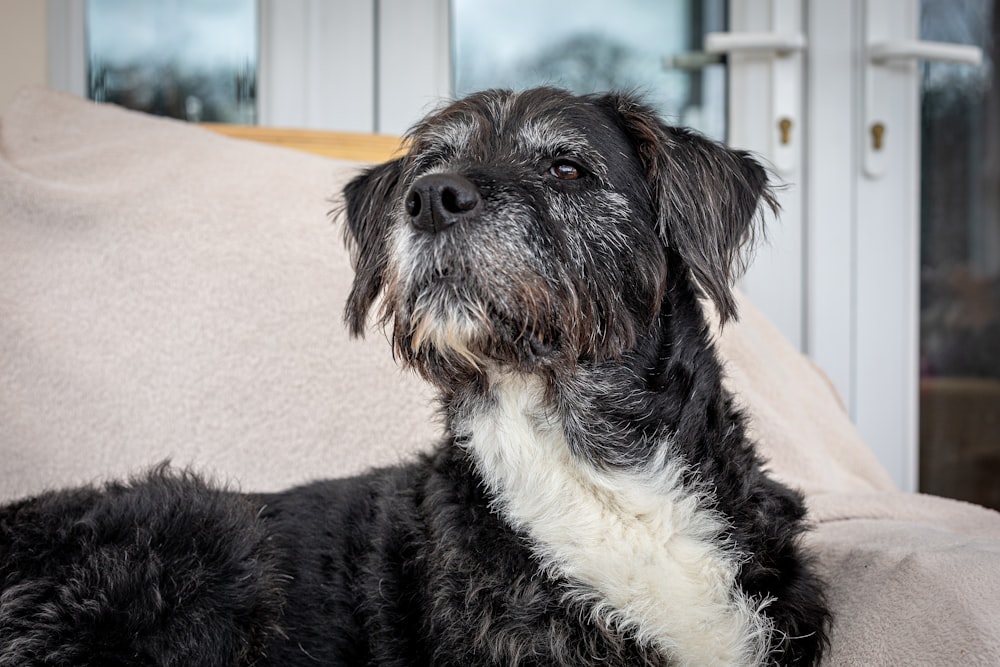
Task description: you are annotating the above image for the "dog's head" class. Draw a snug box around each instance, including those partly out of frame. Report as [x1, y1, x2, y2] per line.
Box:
[342, 88, 772, 383]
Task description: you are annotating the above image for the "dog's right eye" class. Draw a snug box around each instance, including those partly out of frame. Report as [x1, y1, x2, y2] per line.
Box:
[547, 160, 585, 181]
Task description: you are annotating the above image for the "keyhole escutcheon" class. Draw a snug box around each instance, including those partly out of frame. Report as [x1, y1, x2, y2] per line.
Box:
[871, 122, 886, 150]
[778, 117, 793, 145]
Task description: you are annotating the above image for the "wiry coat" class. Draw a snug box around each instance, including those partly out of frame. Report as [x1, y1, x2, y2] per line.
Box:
[0, 88, 828, 666]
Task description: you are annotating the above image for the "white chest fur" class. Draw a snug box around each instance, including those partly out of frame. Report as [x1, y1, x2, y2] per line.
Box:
[457, 373, 774, 666]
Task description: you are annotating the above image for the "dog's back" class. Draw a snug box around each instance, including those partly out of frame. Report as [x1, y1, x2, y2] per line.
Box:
[0, 468, 283, 666]
[1, 459, 672, 666]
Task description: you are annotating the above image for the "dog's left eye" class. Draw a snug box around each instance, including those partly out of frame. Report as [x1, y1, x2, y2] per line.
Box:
[547, 160, 585, 181]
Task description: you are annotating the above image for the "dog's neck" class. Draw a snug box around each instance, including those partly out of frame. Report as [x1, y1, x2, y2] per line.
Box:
[449, 286, 744, 479]
[445, 293, 773, 666]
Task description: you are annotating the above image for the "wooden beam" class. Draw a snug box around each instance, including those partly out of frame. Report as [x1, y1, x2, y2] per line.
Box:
[202, 124, 404, 163]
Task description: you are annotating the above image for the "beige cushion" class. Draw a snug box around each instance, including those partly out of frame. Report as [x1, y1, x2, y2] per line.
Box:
[1, 88, 438, 497]
[2, 88, 999, 665]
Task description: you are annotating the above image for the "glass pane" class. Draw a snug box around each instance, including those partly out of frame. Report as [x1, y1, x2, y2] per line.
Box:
[451, 0, 727, 141]
[86, 0, 257, 123]
[919, 0, 1000, 510]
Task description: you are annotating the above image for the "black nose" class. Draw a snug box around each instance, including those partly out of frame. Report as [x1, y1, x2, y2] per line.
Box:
[405, 173, 481, 233]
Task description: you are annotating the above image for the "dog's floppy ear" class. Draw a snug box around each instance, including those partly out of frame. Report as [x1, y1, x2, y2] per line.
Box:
[607, 95, 775, 324]
[341, 158, 404, 337]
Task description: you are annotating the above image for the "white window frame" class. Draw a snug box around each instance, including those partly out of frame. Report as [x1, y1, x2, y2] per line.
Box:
[257, 0, 375, 131]
[46, 0, 449, 134]
[376, 0, 451, 134]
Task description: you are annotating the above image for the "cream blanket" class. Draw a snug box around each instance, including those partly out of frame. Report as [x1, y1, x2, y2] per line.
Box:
[2, 89, 999, 665]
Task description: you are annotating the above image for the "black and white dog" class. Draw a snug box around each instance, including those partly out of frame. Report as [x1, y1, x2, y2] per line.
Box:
[0, 88, 828, 666]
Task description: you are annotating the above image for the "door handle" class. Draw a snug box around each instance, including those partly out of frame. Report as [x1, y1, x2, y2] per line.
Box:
[863, 3, 984, 178]
[663, 1, 805, 174]
[868, 39, 982, 66]
[664, 32, 804, 69]
[702, 18, 806, 174]
[704, 31, 805, 56]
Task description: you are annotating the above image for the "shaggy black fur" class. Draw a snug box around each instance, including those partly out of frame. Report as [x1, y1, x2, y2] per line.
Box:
[0, 468, 284, 666]
[0, 88, 828, 666]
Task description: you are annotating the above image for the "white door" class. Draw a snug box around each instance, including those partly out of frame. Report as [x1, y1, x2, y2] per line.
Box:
[721, 0, 993, 495]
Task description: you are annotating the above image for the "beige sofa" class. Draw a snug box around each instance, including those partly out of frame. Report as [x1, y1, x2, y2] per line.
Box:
[2, 88, 999, 665]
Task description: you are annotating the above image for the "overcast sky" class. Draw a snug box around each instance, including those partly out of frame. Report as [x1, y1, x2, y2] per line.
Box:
[87, 0, 256, 69]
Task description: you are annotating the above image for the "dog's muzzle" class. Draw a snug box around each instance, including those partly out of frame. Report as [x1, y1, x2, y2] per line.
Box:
[405, 173, 481, 234]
